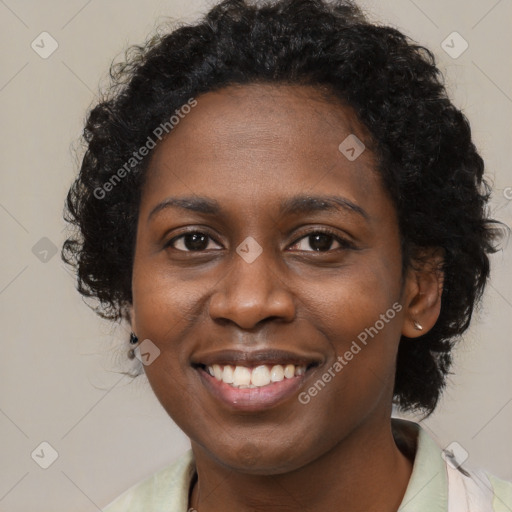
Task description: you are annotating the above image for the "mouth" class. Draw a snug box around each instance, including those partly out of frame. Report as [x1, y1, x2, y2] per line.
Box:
[200, 362, 311, 389]
[191, 350, 321, 411]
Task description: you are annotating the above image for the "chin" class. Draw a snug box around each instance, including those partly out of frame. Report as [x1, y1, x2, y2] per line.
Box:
[203, 439, 315, 476]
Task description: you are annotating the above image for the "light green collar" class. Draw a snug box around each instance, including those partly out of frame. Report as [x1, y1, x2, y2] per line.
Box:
[394, 418, 448, 512]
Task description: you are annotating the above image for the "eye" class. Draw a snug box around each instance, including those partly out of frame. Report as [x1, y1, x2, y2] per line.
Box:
[166, 231, 222, 252]
[288, 230, 353, 252]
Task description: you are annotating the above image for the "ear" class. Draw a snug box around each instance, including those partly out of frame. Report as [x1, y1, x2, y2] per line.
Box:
[401, 248, 444, 338]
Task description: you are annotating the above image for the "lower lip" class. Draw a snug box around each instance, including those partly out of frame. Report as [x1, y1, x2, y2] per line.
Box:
[196, 367, 310, 411]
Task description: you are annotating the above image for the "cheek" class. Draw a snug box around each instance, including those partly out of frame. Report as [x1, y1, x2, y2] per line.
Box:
[300, 253, 402, 341]
[299, 255, 403, 394]
[131, 265, 201, 422]
[132, 255, 204, 338]
[131, 262, 204, 405]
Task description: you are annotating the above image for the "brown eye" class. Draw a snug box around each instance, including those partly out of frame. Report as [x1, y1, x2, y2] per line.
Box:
[294, 233, 339, 252]
[167, 232, 222, 252]
[289, 230, 353, 252]
[310, 233, 336, 251]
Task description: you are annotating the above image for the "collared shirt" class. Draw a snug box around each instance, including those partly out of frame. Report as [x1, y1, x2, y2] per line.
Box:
[103, 419, 512, 511]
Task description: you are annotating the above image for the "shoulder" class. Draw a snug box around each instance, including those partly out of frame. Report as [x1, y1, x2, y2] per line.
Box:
[440, 437, 512, 512]
[446, 466, 512, 512]
[487, 472, 512, 512]
[102, 449, 195, 512]
[393, 418, 512, 512]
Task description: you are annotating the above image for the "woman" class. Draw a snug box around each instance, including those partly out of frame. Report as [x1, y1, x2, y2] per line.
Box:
[62, 0, 512, 510]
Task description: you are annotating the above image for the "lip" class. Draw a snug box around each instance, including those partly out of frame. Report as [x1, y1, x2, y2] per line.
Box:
[191, 348, 323, 368]
[191, 349, 322, 412]
[196, 365, 315, 411]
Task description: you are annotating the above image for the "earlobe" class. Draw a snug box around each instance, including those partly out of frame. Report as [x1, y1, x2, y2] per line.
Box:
[401, 248, 444, 339]
[412, 320, 423, 331]
[124, 304, 139, 359]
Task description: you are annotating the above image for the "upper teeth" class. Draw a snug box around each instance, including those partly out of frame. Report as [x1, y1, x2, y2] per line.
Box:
[206, 364, 306, 388]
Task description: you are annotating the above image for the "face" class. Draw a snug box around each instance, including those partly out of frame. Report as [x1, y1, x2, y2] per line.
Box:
[131, 84, 410, 474]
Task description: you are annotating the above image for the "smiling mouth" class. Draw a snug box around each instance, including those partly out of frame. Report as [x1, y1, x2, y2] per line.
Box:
[195, 362, 318, 389]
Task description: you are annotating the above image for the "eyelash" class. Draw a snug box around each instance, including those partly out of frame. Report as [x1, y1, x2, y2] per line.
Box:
[289, 228, 355, 252]
[164, 228, 354, 253]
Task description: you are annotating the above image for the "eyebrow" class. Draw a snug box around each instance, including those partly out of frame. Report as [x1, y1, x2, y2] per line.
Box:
[147, 194, 368, 223]
[280, 195, 368, 220]
[148, 196, 220, 223]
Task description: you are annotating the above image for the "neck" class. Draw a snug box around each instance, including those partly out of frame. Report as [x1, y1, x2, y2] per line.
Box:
[189, 417, 414, 512]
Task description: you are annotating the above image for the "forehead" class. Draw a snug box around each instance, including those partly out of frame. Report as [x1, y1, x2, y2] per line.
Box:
[142, 83, 383, 215]
[158, 83, 370, 155]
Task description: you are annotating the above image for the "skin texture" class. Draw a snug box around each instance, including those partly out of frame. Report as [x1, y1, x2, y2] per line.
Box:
[130, 84, 443, 512]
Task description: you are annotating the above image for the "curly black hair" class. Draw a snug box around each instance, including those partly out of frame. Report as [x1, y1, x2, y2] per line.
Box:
[62, 0, 501, 415]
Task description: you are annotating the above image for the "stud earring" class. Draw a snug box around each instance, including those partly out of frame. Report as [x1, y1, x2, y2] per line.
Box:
[413, 320, 423, 331]
[128, 332, 139, 359]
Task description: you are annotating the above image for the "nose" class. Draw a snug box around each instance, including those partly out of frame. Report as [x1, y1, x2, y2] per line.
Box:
[208, 249, 296, 329]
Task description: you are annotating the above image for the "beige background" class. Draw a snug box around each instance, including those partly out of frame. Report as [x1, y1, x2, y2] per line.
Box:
[0, 0, 511, 510]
